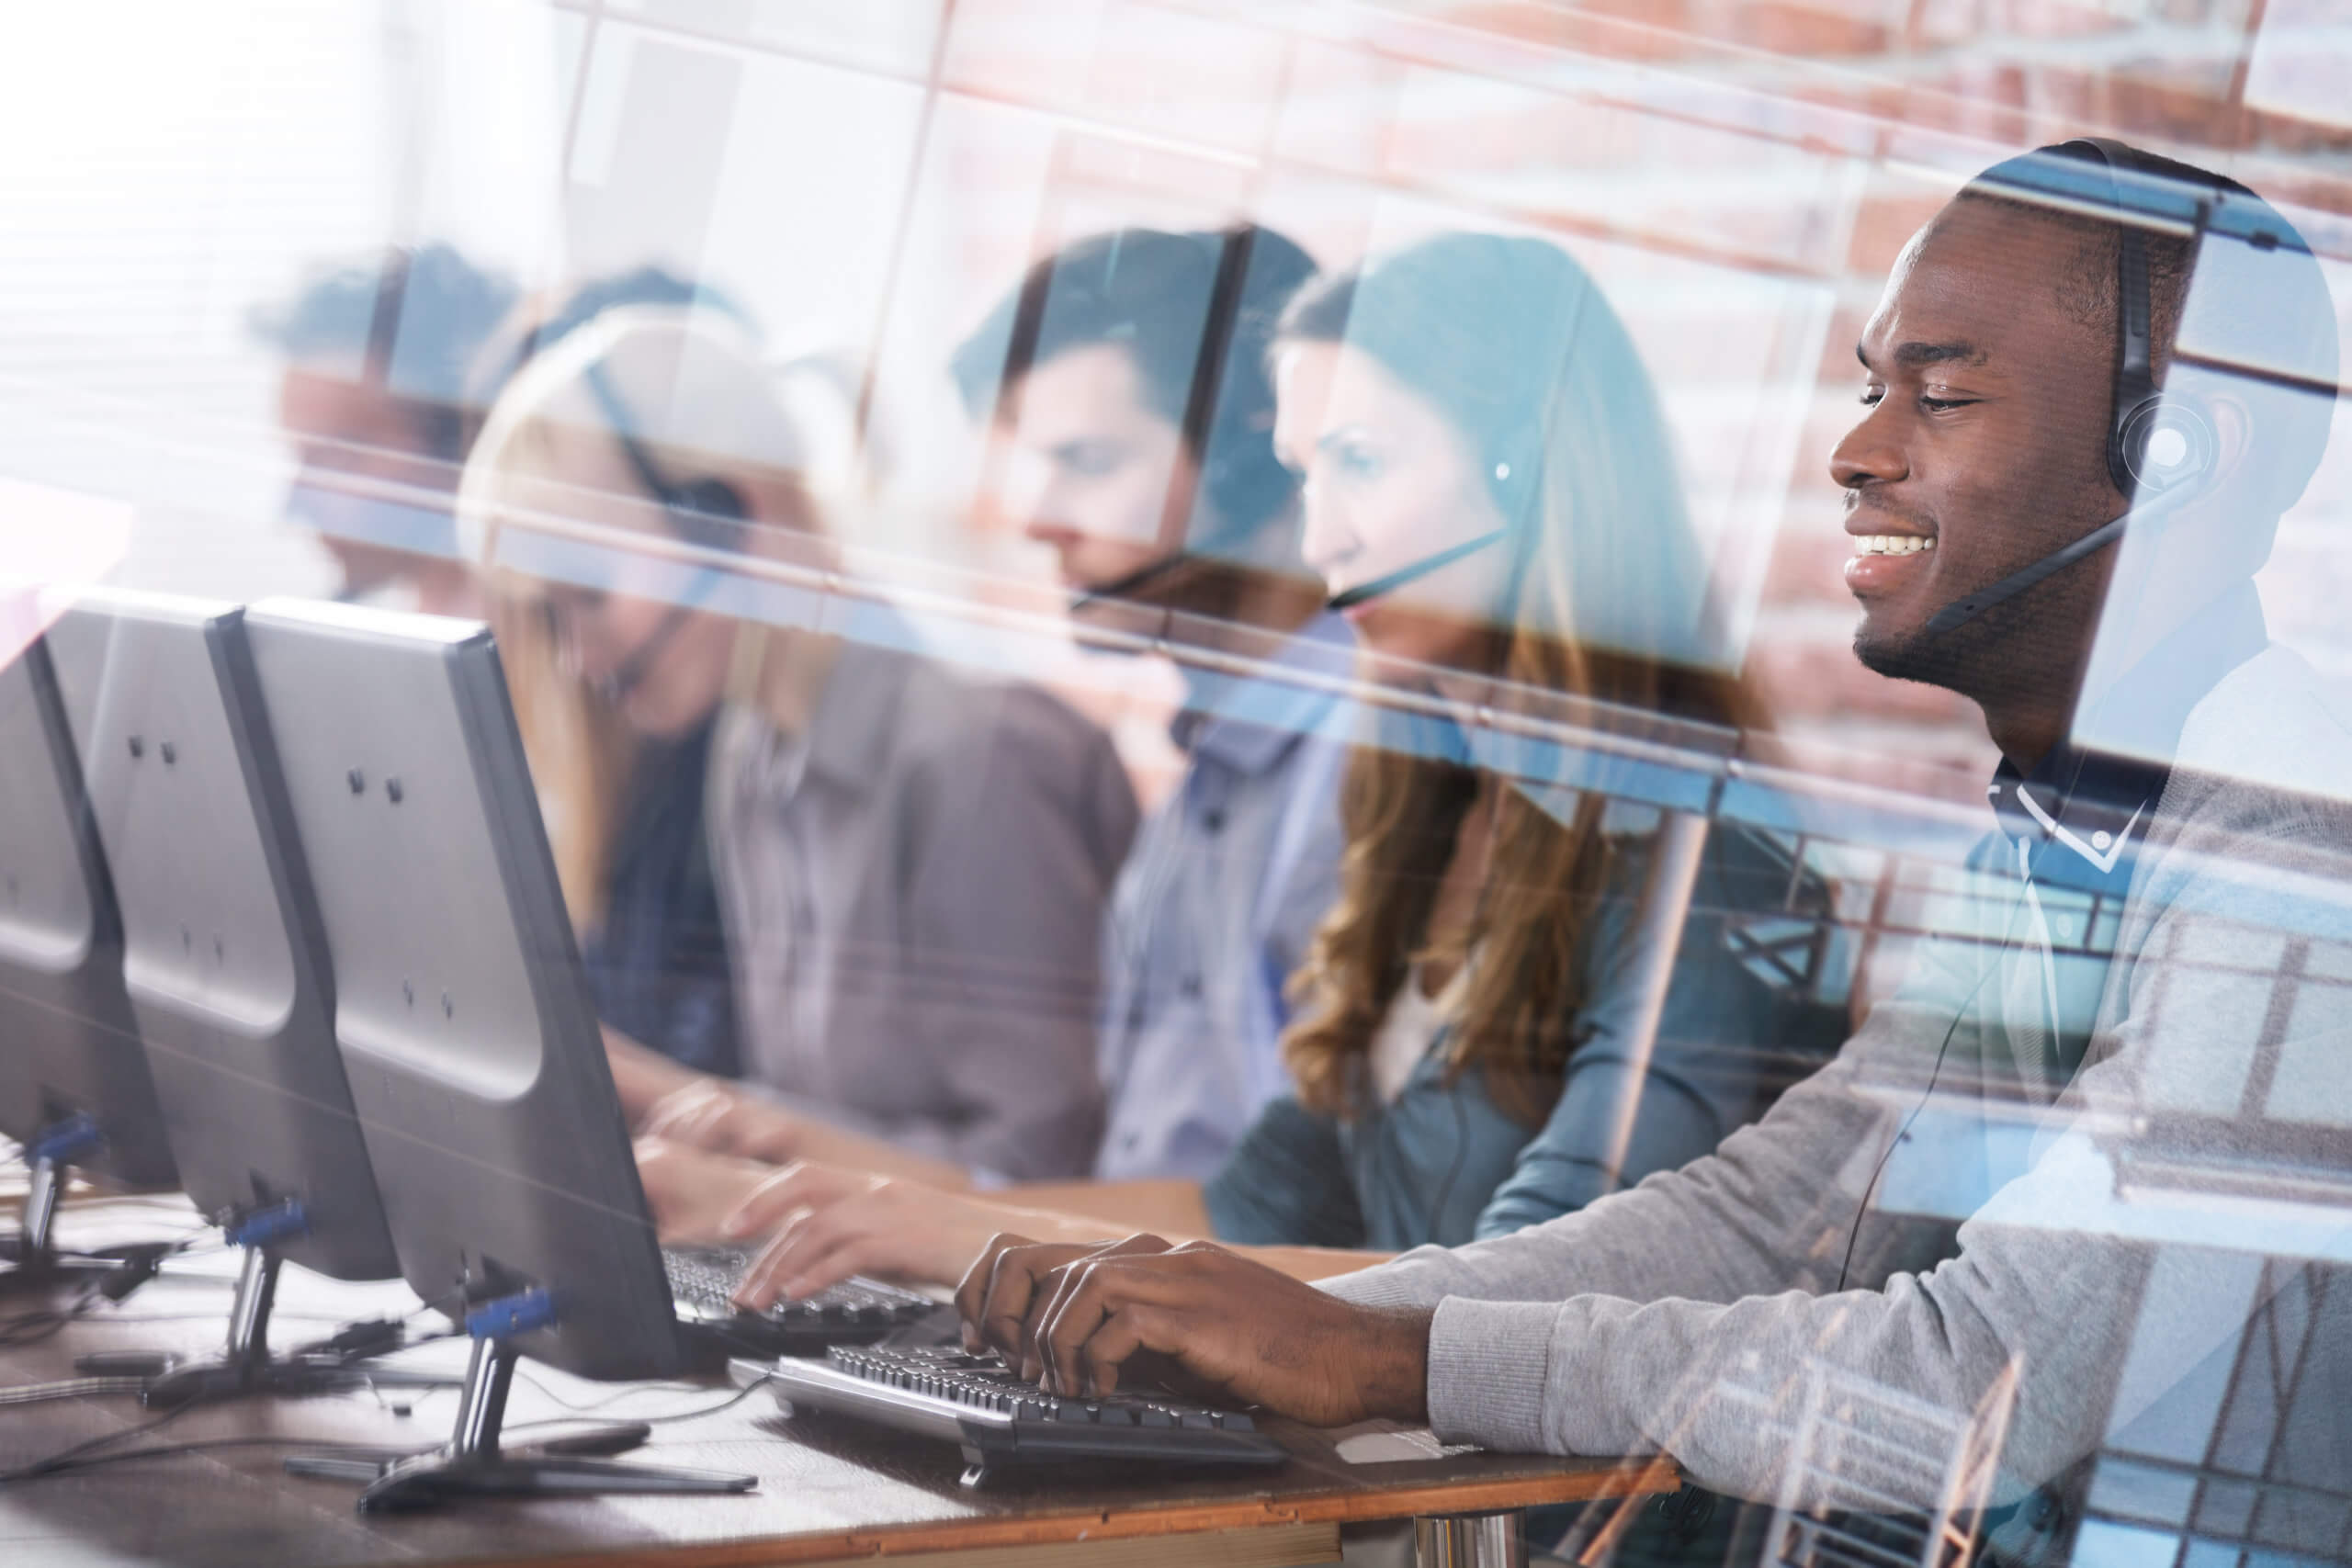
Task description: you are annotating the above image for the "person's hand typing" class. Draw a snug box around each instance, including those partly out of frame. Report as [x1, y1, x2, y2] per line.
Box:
[954, 1232, 1433, 1427]
[722, 1163, 1045, 1306]
[631, 1136, 772, 1244]
[639, 1078, 809, 1164]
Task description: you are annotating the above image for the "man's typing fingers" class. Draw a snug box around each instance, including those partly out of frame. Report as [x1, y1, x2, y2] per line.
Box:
[1029, 1234, 1177, 1363]
[732, 1201, 865, 1306]
[956, 1235, 1061, 1361]
[1034, 1250, 1204, 1398]
[1075, 1302, 1198, 1399]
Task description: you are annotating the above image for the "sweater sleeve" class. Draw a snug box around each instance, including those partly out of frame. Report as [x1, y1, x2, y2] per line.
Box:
[1339, 793, 2352, 1508]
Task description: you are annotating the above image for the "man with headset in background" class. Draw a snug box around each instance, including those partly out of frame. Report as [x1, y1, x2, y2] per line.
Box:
[639, 226, 1358, 1219]
[945, 224, 1351, 1189]
[254, 243, 517, 616]
[956, 142, 2352, 1556]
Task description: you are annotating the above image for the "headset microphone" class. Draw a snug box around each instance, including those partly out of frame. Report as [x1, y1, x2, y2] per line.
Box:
[1921, 486, 2200, 636]
[1326, 526, 1510, 613]
[1067, 547, 1207, 616]
[592, 602, 697, 705]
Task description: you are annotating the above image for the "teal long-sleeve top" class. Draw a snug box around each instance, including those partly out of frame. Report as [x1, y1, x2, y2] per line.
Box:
[1201, 819, 1844, 1252]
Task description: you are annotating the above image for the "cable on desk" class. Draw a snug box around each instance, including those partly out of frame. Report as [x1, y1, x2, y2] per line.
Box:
[74, 1311, 353, 1328]
[282, 1284, 469, 1367]
[501, 1371, 779, 1438]
[0, 1379, 783, 1487]
[0, 1233, 223, 1348]
[0, 1376, 147, 1405]
[0, 1292, 103, 1350]
[2, 1431, 444, 1484]
[0, 1397, 203, 1484]
[509, 1371, 707, 1416]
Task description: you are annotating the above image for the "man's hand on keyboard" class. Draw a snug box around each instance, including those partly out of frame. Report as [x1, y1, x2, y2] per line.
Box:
[724, 1162, 996, 1304]
[955, 1233, 1433, 1428]
[632, 1135, 772, 1244]
[727, 1164, 1125, 1306]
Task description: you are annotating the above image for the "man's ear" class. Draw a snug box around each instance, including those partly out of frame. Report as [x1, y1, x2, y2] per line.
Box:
[2206, 392, 2256, 489]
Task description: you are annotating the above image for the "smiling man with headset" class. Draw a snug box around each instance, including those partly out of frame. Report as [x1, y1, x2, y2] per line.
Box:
[953, 141, 2352, 1546]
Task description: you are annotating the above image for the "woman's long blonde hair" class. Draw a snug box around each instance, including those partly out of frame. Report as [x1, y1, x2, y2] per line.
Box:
[455, 303, 816, 930]
[1278, 234, 1767, 1125]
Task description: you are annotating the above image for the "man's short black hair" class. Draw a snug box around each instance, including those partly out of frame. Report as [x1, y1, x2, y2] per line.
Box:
[950, 225, 1317, 548]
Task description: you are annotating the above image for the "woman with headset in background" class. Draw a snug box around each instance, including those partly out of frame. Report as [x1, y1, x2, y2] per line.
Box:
[459, 301, 1139, 1184]
[641, 231, 1846, 1299]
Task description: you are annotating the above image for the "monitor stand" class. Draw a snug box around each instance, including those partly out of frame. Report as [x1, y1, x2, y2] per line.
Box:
[284, 1290, 757, 1513]
[0, 1116, 143, 1293]
[74, 1236, 456, 1408]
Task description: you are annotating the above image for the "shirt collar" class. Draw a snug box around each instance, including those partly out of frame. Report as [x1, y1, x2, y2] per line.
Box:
[1174, 609, 1356, 777]
[1985, 581, 2269, 883]
[1985, 747, 2163, 883]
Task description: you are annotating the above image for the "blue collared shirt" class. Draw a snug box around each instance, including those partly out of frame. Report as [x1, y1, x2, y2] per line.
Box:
[1091, 613, 1355, 1181]
[1974, 583, 2270, 1093]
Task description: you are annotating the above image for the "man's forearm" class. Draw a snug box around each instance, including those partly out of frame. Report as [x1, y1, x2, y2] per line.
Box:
[786, 1115, 975, 1190]
[1009, 1178, 1211, 1235]
[605, 1028, 704, 1125]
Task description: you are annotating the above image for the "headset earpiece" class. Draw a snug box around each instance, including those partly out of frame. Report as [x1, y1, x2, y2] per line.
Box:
[2091, 148, 2219, 505]
[665, 476, 749, 552]
[2114, 392, 2217, 499]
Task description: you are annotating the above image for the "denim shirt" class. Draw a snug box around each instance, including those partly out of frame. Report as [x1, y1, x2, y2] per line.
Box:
[1203, 818, 1846, 1251]
[1092, 614, 1355, 1181]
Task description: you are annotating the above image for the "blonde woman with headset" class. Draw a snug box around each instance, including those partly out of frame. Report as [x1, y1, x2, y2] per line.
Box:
[460, 303, 1140, 1187]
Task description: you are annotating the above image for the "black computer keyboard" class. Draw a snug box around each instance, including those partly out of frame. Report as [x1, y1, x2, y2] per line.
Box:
[731, 1343, 1288, 1483]
[664, 1247, 937, 1355]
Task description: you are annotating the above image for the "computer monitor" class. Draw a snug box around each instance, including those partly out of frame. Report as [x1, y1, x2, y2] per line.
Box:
[47, 591, 409, 1398]
[241, 596, 747, 1508]
[0, 629, 179, 1275]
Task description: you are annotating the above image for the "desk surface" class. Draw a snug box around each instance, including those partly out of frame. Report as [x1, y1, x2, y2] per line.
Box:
[0, 1201, 1667, 1568]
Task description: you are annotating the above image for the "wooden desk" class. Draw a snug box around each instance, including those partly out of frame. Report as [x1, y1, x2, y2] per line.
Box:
[0, 1201, 1669, 1568]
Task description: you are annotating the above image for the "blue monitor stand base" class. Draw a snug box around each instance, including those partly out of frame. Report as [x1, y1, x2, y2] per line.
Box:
[73, 1229, 458, 1409]
[0, 1117, 153, 1294]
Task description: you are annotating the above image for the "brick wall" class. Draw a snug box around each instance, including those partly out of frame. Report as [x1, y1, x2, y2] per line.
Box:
[475, 0, 2352, 800]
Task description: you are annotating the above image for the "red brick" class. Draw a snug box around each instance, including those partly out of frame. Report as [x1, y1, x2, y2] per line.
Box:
[1731, 1, 1894, 58]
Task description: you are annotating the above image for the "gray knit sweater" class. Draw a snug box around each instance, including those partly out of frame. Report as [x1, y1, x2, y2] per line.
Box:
[1322, 641, 2352, 1508]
